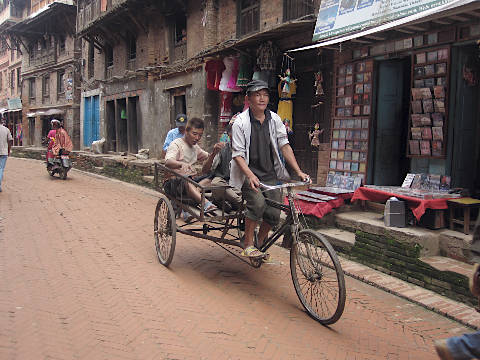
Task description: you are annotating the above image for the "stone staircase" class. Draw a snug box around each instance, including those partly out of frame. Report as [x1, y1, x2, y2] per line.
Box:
[314, 207, 477, 306]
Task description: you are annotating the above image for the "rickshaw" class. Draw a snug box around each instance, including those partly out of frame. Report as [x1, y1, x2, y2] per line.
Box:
[153, 163, 346, 325]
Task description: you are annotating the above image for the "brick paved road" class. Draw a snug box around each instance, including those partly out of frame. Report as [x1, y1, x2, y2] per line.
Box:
[0, 158, 475, 360]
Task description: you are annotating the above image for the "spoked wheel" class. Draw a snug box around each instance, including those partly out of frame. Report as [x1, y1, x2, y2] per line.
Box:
[290, 229, 346, 325]
[154, 195, 176, 266]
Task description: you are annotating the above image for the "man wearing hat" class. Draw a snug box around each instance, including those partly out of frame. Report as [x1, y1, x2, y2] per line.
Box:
[162, 113, 187, 158]
[230, 79, 310, 259]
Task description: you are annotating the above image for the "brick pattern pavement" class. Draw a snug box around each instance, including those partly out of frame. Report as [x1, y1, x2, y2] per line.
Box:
[0, 158, 476, 360]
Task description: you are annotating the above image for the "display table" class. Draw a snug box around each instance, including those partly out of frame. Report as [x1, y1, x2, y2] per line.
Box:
[285, 188, 351, 219]
[447, 198, 480, 234]
[351, 187, 457, 221]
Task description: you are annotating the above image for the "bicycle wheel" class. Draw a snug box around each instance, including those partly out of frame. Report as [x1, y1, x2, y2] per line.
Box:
[154, 195, 176, 266]
[290, 229, 346, 325]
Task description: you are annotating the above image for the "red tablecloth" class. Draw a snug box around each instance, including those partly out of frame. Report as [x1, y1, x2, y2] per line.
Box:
[284, 196, 346, 219]
[351, 187, 455, 220]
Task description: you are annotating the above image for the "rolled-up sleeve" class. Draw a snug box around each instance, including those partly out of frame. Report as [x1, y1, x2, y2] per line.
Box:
[231, 122, 246, 159]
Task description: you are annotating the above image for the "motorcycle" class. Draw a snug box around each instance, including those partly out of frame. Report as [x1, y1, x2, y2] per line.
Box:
[46, 137, 72, 180]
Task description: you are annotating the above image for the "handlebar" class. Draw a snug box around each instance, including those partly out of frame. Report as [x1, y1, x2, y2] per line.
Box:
[259, 177, 311, 191]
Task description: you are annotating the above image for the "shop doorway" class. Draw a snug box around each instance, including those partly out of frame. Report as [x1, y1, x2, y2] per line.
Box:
[372, 59, 410, 185]
[83, 95, 100, 147]
[117, 98, 128, 152]
[450, 44, 480, 195]
[127, 96, 139, 154]
[28, 117, 35, 145]
[106, 100, 116, 151]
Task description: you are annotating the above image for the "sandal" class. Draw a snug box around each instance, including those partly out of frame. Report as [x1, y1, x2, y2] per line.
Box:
[262, 252, 273, 263]
[241, 246, 264, 258]
[204, 201, 218, 213]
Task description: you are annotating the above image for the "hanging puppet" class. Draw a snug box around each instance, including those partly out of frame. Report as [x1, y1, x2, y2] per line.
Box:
[278, 68, 296, 96]
[277, 54, 296, 131]
[309, 123, 324, 148]
[314, 71, 324, 96]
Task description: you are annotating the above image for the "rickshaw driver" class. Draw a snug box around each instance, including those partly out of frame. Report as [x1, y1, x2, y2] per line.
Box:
[230, 80, 310, 259]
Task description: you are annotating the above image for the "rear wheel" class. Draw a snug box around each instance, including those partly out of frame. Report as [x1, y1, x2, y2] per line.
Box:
[154, 195, 176, 266]
[60, 168, 68, 180]
[290, 229, 346, 325]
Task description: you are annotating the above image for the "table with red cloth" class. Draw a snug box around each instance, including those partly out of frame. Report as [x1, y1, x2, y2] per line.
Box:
[284, 189, 353, 219]
[351, 186, 457, 221]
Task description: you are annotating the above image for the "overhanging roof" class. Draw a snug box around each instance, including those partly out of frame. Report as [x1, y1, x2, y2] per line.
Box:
[290, 0, 480, 52]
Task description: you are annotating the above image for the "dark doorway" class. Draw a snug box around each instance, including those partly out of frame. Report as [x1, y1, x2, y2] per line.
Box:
[450, 45, 480, 195]
[372, 59, 410, 185]
[106, 100, 116, 151]
[172, 93, 186, 128]
[127, 96, 139, 154]
[116, 98, 128, 152]
[28, 117, 35, 145]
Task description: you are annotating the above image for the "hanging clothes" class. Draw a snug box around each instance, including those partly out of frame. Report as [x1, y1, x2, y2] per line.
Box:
[219, 92, 233, 123]
[256, 41, 280, 71]
[277, 81, 297, 130]
[227, 56, 241, 90]
[236, 54, 252, 87]
[205, 59, 225, 91]
[219, 55, 242, 92]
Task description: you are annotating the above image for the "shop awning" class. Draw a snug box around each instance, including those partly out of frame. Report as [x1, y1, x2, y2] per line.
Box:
[26, 108, 64, 117]
[290, 0, 480, 52]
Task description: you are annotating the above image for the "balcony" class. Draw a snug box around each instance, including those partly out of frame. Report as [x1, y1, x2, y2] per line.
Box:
[106, 65, 113, 79]
[283, 0, 314, 22]
[171, 42, 186, 63]
[0, 3, 23, 30]
[77, 0, 102, 33]
[29, 51, 56, 68]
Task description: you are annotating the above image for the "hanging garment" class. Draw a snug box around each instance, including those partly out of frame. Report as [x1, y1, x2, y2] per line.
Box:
[256, 41, 280, 71]
[227, 56, 241, 90]
[219, 92, 233, 123]
[205, 59, 226, 91]
[236, 54, 252, 87]
[277, 81, 297, 129]
[219, 56, 242, 92]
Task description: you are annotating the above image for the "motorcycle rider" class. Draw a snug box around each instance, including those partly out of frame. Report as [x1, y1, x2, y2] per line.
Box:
[46, 119, 59, 165]
[52, 120, 73, 156]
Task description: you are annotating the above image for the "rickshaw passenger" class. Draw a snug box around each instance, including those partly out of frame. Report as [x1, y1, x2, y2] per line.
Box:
[230, 80, 309, 258]
[164, 117, 223, 221]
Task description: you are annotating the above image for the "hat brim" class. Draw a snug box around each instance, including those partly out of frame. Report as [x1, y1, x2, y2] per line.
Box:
[176, 122, 186, 127]
[247, 85, 269, 94]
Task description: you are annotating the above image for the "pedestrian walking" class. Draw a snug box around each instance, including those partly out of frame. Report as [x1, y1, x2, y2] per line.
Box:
[0, 119, 13, 192]
[434, 212, 480, 360]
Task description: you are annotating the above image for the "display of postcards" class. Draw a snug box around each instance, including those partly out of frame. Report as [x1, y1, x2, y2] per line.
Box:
[432, 140, 442, 156]
[355, 62, 365, 72]
[346, 119, 355, 128]
[414, 79, 425, 88]
[339, 130, 346, 138]
[356, 73, 364, 83]
[434, 99, 445, 113]
[326, 173, 335, 185]
[361, 130, 368, 140]
[424, 64, 435, 76]
[353, 94, 361, 104]
[416, 53, 426, 64]
[337, 151, 345, 160]
[346, 141, 354, 149]
[359, 163, 366, 172]
[424, 78, 435, 88]
[338, 77, 346, 86]
[354, 130, 361, 140]
[420, 87, 432, 99]
[344, 107, 352, 116]
[364, 84, 371, 93]
[420, 114, 432, 126]
[362, 118, 369, 128]
[332, 130, 339, 139]
[353, 105, 361, 116]
[412, 100, 423, 114]
[336, 161, 343, 170]
[338, 66, 346, 75]
[440, 175, 451, 190]
[432, 126, 443, 140]
[355, 84, 364, 94]
[411, 88, 422, 100]
[334, 120, 341, 128]
[427, 32, 438, 44]
[404, 38, 413, 49]
[421, 127, 432, 140]
[436, 63, 446, 74]
[359, 152, 367, 161]
[436, 77, 446, 86]
[337, 87, 345, 96]
[433, 86, 445, 98]
[401, 173, 416, 188]
[414, 35, 424, 47]
[343, 162, 351, 171]
[337, 108, 345, 116]
[337, 97, 345, 106]
[346, 75, 353, 85]
[411, 114, 422, 127]
[330, 160, 337, 169]
[414, 66, 425, 77]
[352, 151, 360, 161]
[353, 141, 361, 150]
[340, 119, 346, 128]
[345, 130, 353, 140]
[432, 113, 443, 127]
[344, 151, 352, 160]
[411, 127, 422, 140]
[409, 140, 420, 155]
[366, 61, 373, 71]
[351, 162, 359, 172]
[354, 119, 362, 128]
[339, 140, 346, 149]
[364, 72, 371, 82]
[411, 174, 423, 189]
[420, 140, 431, 155]
[361, 141, 368, 151]
[437, 48, 448, 60]
[332, 140, 339, 149]
[345, 96, 352, 106]
[346, 64, 353, 75]
[331, 150, 338, 159]
[423, 99, 434, 113]
[427, 51, 438, 62]
[362, 105, 371, 115]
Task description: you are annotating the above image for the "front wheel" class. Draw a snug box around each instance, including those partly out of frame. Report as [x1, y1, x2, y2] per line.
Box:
[60, 167, 68, 180]
[290, 229, 346, 325]
[154, 195, 176, 266]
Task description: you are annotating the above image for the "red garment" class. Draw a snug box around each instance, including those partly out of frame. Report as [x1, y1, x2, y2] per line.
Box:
[219, 92, 233, 123]
[283, 195, 346, 219]
[205, 60, 225, 91]
[52, 128, 73, 155]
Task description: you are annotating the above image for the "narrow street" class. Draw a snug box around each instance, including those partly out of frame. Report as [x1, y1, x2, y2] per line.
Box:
[0, 158, 474, 360]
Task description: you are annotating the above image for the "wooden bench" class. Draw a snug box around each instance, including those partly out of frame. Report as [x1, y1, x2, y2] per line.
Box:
[447, 198, 480, 234]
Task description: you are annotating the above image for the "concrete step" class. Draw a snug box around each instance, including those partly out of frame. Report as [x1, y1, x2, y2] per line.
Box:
[438, 229, 473, 264]
[93, 166, 104, 173]
[315, 227, 356, 251]
[420, 255, 474, 278]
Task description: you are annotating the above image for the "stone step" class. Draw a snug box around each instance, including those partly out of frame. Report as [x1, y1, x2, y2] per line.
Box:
[420, 255, 474, 278]
[143, 175, 154, 184]
[93, 166, 104, 173]
[438, 229, 473, 264]
[315, 227, 356, 251]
